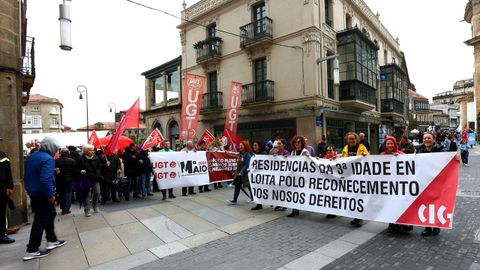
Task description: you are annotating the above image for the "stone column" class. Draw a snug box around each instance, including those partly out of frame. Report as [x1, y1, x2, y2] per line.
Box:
[0, 0, 28, 225]
[465, 0, 480, 133]
[460, 99, 468, 128]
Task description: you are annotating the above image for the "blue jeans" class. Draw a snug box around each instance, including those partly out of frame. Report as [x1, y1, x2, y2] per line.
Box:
[144, 173, 152, 194]
[137, 174, 147, 195]
[128, 175, 138, 195]
[27, 197, 58, 252]
[461, 150, 469, 164]
[59, 183, 72, 212]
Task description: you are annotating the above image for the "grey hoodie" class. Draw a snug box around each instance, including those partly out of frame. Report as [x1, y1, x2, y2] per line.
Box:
[40, 136, 61, 156]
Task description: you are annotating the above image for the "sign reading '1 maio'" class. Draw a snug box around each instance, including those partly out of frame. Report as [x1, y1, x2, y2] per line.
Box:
[249, 152, 459, 229]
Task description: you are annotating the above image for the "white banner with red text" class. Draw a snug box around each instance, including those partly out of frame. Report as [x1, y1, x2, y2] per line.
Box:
[249, 152, 459, 229]
[150, 151, 238, 189]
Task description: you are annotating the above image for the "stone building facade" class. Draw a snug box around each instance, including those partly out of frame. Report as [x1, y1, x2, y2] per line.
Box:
[22, 94, 63, 134]
[0, 0, 35, 224]
[144, 0, 411, 152]
[432, 79, 473, 129]
[465, 0, 480, 133]
[142, 56, 183, 149]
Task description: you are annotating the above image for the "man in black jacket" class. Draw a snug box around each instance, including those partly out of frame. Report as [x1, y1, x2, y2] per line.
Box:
[123, 144, 140, 200]
[77, 145, 102, 217]
[102, 152, 121, 203]
[55, 149, 76, 215]
[0, 143, 14, 244]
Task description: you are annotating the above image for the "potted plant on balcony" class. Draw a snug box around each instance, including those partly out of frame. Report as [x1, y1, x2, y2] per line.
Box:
[193, 40, 206, 49]
[206, 36, 223, 45]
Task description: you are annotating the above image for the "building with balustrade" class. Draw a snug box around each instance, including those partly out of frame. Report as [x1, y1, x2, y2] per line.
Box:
[432, 78, 474, 129]
[144, 0, 411, 151]
[22, 94, 63, 134]
[0, 0, 35, 224]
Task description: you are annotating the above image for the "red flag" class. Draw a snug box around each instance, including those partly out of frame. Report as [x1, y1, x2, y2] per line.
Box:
[142, 128, 164, 150]
[180, 73, 206, 140]
[123, 98, 140, 129]
[225, 81, 243, 134]
[105, 98, 140, 155]
[197, 130, 215, 148]
[219, 128, 242, 150]
[88, 130, 101, 149]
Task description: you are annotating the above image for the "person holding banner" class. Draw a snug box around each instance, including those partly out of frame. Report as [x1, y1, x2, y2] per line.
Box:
[287, 136, 311, 218]
[227, 141, 253, 205]
[208, 139, 225, 189]
[328, 132, 369, 226]
[159, 141, 176, 200]
[197, 141, 212, 193]
[251, 141, 268, 211]
[380, 136, 414, 233]
[181, 141, 197, 196]
[415, 132, 445, 236]
[271, 139, 290, 211]
[323, 145, 339, 159]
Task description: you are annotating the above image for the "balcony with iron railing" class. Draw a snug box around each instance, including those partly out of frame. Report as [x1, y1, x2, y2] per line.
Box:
[201, 91, 223, 111]
[339, 81, 376, 112]
[194, 38, 222, 65]
[381, 99, 404, 116]
[21, 36, 36, 105]
[242, 80, 274, 105]
[240, 17, 273, 48]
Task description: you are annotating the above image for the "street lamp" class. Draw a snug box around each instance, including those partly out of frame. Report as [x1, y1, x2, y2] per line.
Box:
[77, 85, 89, 139]
[59, 0, 72, 50]
[316, 55, 339, 86]
[108, 102, 116, 134]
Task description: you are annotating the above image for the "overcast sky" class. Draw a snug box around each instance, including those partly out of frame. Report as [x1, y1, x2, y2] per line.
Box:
[27, 0, 473, 129]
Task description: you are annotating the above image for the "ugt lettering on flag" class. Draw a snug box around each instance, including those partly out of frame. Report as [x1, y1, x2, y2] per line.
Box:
[225, 81, 243, 134]
[180, 73, 206, 140]
[142, 128, 164, 150]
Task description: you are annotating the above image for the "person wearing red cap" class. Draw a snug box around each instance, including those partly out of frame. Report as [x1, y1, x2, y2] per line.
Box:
[380, 136, 414, 233]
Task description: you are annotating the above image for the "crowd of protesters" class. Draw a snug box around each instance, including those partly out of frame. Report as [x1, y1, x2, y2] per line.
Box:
[3, 127, 470, 261]
[227, 129, 469, 237]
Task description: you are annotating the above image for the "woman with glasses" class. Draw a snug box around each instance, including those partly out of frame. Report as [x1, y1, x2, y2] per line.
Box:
[323, 145, 338, 159]
[328, 132, 369, 226]
[287, 136, 310, 217]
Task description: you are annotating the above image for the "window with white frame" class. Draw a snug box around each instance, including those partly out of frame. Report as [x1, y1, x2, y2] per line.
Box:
[51, 117, 59, 128]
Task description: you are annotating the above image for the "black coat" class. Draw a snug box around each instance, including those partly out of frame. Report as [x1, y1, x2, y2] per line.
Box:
[55, 155, 77, 184]
[77, 155, 102, 182]
[138, 151, 154, 174]
[0, 151, 13, 197]
[317, 142, 327, 158]
[103, 154, 121, 181]
[415, 143, 444, 154]
[123, 149, 140, 177]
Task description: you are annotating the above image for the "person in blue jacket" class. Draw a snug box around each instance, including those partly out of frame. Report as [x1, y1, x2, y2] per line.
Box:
[23, 136, 66, 261]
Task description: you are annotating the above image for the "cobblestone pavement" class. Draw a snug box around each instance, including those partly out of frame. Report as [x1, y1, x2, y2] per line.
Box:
[324, 148, 480, 270]
[135, 148, 480, 270]
[134, 213, 360, 270]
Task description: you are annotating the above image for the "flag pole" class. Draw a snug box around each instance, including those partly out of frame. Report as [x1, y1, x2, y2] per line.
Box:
[137, 97, 140, 143]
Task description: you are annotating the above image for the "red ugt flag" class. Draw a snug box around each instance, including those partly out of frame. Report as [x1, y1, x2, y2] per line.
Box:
[88, 130, 101, 149]
[180, 73, 206, 140]
[219, 128, 242, 150]
[142, 128, 164, 150]
[106, 98, 140, 155]
[224, 81, 243, 134]
[197, 130, 215, 148]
